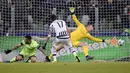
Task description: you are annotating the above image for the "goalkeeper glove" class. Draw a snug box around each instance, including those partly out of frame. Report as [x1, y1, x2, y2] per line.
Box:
[69, 7, 75, 15]
[4, 49, 12, 54]
[103, 39, 111, 44]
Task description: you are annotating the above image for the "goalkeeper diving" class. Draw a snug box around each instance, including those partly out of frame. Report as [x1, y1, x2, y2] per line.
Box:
[49, 7, 110, 61]
[4, 36, 50, 63]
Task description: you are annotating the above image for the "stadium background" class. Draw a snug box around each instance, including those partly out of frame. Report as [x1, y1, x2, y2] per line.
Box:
[0, 0, 130, 62]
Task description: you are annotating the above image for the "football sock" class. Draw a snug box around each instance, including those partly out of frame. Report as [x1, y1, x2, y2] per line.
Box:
[82, 46, 88, 56]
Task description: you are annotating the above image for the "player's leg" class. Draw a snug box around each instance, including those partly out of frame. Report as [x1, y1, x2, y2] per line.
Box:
[10, 54, 24, 63]
[50, 38, 60, 62]
[66, 39, 80, 62]
[26, 55, 37, 63]
[49, 44, 64, 59]
[69, 47, 80, 62]
[73, 41, 94, 60]
[51, 46, 57, 62]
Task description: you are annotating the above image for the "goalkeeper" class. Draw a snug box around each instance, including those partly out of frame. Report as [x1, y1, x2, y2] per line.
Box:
[49, 7, 110, 60]
[5, 36, 50, 63]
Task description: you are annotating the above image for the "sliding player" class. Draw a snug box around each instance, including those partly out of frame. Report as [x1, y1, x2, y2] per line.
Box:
[49, 7, 110, 60]
[44, 14, 80, 62]
[4, 36, 50, 63]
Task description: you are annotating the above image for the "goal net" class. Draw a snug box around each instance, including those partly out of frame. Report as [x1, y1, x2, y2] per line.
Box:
[0, 0, 130, 62]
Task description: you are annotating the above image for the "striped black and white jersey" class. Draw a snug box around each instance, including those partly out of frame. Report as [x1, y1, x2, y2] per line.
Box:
[49, 20, 69, 38]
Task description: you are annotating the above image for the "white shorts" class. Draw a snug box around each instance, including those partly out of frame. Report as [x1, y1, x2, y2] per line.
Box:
[52, 38, 72, 48]
[51, 38, 76, 56]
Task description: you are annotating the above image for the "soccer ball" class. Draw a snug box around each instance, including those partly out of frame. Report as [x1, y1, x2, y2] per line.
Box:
[118, 39, 124, 46]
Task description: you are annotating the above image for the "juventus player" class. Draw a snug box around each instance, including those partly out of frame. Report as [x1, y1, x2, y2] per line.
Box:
[44, 14, 80, 62]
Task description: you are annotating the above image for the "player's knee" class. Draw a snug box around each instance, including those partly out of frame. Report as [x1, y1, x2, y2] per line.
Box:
[56, 45, 64, 52]
[16, 55, 23, 61]
[30, 57, 36, 63]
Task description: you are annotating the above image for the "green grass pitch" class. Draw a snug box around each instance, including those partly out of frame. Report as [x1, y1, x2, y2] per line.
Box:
[0, 62, 130, 73]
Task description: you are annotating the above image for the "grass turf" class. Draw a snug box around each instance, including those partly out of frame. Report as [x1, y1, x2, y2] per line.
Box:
[0, 62, 130, 73]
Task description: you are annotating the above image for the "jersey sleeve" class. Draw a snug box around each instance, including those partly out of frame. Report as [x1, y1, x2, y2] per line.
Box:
[86, 33, 103, 42]
[48, 24, 53, 37]
[49, 24, 53, 32]
[72, 14, 82, 26]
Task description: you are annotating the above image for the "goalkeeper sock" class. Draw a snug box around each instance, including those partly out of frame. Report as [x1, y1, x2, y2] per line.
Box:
[49, 53, 53, 60]
[82, 46, 88, 56]
[10, 57, 17, 63]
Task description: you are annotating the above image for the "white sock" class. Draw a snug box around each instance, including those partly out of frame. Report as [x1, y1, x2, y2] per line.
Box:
[53, 55, 57, 61]
[51, 47, 57, 61]
[72, 52, 77, 57]
[70, 48, 77, 57]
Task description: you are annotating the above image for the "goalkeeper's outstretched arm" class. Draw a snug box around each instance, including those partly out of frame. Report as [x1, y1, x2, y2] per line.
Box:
[86, 33, 110, 44]
[86, 33, 103, 42]
[69, 7, 82, 26]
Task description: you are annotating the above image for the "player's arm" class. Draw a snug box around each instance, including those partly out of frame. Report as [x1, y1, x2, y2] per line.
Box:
[69, 7, 82, 26]
[86, 33, 103, 42]
[86, 33, 110, 43]
[45, 31, 51, 44]
[42, 32, 51, 49]
[12, 43, 23, 50]
[66, 27, 71, 37]
[42, 26, 52, 49]
[4, 43, 23, 54]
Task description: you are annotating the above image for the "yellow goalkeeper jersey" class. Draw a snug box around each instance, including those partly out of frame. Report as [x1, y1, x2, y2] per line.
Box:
[71, 14, 103, 42]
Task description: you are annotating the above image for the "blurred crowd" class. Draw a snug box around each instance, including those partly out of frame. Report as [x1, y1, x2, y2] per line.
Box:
[0, 0, 130, 35]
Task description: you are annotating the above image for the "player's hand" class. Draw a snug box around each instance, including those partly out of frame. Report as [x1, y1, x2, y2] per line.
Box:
[69, 7, 75, 13]
[4, 49, 12, 54]
[104, 39, 111, 44]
